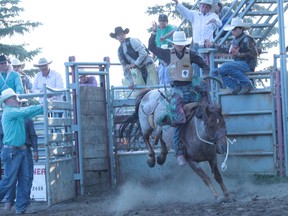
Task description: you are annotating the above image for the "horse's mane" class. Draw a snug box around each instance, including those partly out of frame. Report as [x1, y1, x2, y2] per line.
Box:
[119, 88, 152, 142]
[195, 101, 225, 123]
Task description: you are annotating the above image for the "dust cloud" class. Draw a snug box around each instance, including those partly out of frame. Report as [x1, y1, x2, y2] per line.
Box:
[110, 170, 216, 215]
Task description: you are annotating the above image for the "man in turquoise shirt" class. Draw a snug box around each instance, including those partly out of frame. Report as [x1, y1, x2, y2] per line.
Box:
[0, 55, 24, 95]
[151, 14, 176, 85]
[0, 88, 43, 214]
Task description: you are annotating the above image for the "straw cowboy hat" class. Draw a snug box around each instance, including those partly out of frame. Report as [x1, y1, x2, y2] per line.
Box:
[223, 17, 251, 31]
[11, 58, 25, 71]
[33, 58, 52, 67]
[11, 58, 25, 66]
[0, 88, 19, 105]
[110, 26, 129, 39]
[168, 31, 192, 46]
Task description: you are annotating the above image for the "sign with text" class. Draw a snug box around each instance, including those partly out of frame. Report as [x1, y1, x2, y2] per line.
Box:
[31, 164, 47, 201]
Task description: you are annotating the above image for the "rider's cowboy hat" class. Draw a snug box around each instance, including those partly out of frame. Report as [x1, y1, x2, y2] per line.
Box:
[33, 58, 52, 67]
[223, 17, 251, 31]
[168, 31, 192, 46]
[0, 88, 19, 105]
[110, 26, 129, 39]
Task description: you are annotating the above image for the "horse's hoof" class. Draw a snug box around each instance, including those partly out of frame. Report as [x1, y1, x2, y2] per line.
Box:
[147, 158, 156, 168]
[156, 155, 167, 165]
[215, 195, 232, 203]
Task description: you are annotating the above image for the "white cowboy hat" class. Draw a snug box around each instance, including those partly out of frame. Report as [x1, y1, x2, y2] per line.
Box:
[168, 31, 192, 46]
[198, 0, 214, 6]
[223, 17, 251, 31]
[0, 88, 19, 105]
[33, 57, 53, 67]
[11, 58, 25, 66]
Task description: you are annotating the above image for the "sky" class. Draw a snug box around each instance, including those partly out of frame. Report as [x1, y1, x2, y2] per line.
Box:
[17, 0, 175, 86]
[12, 0, 288, 86]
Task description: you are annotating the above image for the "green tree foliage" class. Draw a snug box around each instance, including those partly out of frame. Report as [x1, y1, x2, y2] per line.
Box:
[0, 0, 42, 62]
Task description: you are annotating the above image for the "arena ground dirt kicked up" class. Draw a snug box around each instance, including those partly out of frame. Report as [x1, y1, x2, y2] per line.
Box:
[1, 175, 288, 216]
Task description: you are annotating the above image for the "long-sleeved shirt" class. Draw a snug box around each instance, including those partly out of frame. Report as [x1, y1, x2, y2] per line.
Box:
[24, 119, 38, 152]
[2, 105, 43, 147]
[118, 37, 154, 83]
[176, 3, 222, 43]
[0, 64, 24, 95]
[0, 118, 38, 152]
[148, 33, 209, 74]
[32, 69, 64, 101]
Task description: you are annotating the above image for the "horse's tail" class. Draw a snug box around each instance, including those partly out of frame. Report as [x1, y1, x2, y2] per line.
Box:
[119, 88, 152, 142]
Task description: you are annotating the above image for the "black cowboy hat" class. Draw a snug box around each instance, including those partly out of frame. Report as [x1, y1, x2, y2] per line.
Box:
[0, 55, 8, 64]
[110, 26, 129, 39]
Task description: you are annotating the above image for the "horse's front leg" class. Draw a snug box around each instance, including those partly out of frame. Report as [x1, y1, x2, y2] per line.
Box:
[209, 161, 229, 197]
[187, 160, 220, 200]
[143, 134, 156, 167]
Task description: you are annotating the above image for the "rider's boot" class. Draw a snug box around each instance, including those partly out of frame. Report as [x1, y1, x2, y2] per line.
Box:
[173, 125, 187, 166]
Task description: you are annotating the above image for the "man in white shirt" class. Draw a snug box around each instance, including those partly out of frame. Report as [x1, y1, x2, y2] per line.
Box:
[172, 0, 222, 77]
[32, 58, 64, 102]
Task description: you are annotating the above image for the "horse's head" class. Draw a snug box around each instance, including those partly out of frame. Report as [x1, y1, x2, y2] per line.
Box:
[197, 103, 227, 154]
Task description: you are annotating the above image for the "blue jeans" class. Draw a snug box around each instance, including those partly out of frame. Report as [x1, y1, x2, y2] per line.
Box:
[5, 148, 34, 206]
[171, 84, 198, 156]
[158, 62, 171, 85]
[214, 61, 252, 90]
[0, 147, 30, 212]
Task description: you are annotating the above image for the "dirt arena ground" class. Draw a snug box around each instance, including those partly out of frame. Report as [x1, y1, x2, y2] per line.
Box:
[1, 175, 288, 216]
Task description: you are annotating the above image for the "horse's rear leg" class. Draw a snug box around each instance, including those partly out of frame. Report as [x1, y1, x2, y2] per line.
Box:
[188, 160, 220, 199]
[209, 161, 229, 197]
[143, 134, 156, 168]
[156, 133, 168, 165]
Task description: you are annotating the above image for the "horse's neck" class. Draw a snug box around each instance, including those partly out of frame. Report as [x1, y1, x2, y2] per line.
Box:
[193, 117, 207, 137]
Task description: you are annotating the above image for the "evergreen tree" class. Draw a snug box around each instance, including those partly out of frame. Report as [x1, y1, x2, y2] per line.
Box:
[0, 0, 42, 62]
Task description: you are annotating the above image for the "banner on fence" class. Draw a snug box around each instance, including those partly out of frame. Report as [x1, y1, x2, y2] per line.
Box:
[31, 164, 47, 201]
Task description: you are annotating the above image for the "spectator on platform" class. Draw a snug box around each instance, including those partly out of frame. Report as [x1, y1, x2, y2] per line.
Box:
[11, 58, 33, 93]
[211, 17, 257, 95]
[110, 26, 159, 88]
[0, 55, 24, 95]
[32, 58, 64, 102]
[0, 88, 43, 214]
[214, 2, 233, 28]
[151, 14, 176, 85]
[79, 75, 98, 87]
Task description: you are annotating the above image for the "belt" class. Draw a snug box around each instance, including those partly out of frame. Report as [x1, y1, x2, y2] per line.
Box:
[170, 81, 192, 87]
[3, 145, 27, 150]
